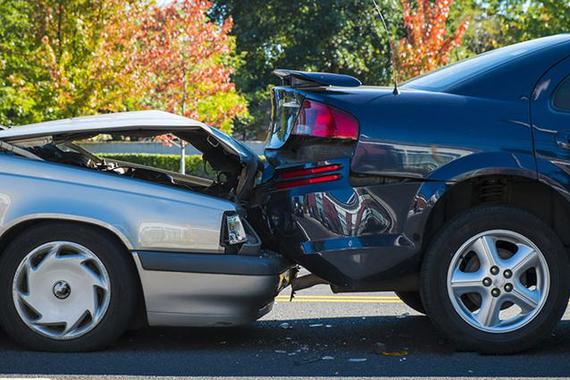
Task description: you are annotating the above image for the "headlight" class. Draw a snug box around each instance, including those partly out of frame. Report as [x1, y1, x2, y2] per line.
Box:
[224, 212, 247, 245]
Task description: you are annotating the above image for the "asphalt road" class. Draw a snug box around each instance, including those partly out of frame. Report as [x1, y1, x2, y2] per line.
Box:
[0, 284, 569, 380]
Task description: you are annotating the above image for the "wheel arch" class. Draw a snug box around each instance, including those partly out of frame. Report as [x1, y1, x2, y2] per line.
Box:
[0, 214, 134, 252]
[420, 174, 570, 255]
[0, 216, 147, 328]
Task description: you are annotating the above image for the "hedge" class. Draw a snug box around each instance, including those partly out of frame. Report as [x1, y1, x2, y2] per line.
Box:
[98, 153, 212, 177]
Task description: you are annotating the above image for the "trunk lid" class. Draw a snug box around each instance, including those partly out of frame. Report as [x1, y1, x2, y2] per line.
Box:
[266, 70, 362, 150]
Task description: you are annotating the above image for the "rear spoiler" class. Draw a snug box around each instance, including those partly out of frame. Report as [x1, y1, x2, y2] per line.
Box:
[273, 69, 362, 88]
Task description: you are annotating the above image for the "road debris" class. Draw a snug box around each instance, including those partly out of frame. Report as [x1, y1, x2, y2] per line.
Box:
[381, 350, 409, 357]
[321, 356, 335, 360]
[348, 358, 368, 362]
[279, 322, 292, 329]
[309, 323, 324, 328]
[295, 356, 321, 365]
[374, 342, 386, 353]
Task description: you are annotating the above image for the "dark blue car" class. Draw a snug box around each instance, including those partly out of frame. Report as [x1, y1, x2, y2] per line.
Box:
[252, 34, 570, 353]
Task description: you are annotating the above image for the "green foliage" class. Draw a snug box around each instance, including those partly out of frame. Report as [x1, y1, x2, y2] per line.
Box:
[0, 0, 44, 126]
[212, 0, 569, 136]
[458, 1, 570, 54]
[1, 0, 569, 135]
[0, 0, 141, 126]
[0, 0, 247, 133]
[134, 0, 249, 134]
[97, 153, 213, 177]
[210, 0, 404, 137]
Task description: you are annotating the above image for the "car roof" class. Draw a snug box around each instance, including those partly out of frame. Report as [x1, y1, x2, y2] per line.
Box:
[0, 110, 206, 141]
[403, 34, 570, 96]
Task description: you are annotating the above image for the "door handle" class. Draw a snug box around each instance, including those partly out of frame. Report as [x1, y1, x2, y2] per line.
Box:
[556, 131, 570, 149]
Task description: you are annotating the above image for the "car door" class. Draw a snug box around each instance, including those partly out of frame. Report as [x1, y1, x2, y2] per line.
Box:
[532, 55, 570, 188]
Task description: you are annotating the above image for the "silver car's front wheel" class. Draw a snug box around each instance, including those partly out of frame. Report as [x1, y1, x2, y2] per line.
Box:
[421, 206, 569, 354]
[13, 241, 111, 340]
[0, 223, 138, 351]
[447, 230, 549, 333]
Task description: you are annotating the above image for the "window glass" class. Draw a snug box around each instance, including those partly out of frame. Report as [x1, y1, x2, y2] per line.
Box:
[403, 35, 570, 92]
[553, 75, 570, 111]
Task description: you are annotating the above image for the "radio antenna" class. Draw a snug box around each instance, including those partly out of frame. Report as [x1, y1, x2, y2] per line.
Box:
[371, 0, 399, 95]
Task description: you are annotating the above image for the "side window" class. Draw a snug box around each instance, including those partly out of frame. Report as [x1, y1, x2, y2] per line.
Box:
[553, 75, 570, 111]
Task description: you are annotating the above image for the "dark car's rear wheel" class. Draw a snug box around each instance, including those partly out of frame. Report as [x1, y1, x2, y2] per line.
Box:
[420, 206, 569, 354]
[395, 291, 425, 314]
[0, 223, 138, 351]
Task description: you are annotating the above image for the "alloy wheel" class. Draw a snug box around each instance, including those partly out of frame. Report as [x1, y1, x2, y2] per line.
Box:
[447, 230, 550, 333]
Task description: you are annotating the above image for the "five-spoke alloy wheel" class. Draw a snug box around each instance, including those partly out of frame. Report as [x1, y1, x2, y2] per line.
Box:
[447, 230, 549, 333]
[0, 222, 138, 351]
[421, 206, 569, 354]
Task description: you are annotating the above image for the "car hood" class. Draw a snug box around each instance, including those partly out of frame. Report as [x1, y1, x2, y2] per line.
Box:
[0, 110, 261, 200]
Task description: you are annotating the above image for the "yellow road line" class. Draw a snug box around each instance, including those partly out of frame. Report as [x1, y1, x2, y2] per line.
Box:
[278, 295, 400, 299]
[275, 295, 570, 305]
[275, 295, 402, 304]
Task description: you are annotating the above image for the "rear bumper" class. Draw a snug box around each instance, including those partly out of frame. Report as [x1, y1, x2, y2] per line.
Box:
[257, 159, 426, 290]
[133, 251, 294, 327]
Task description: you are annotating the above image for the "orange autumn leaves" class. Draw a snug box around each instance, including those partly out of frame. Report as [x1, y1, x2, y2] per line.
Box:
[36, 0, 247, 134]
[395, 0, 469, 81]
[18, 0, 467, 132]
[135, 0, 247, 132]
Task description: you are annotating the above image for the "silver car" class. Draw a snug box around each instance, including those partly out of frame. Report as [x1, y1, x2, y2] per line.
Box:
[0, 111, 293, 351]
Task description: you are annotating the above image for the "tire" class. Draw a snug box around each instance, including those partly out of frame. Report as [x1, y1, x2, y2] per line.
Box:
[420, 205, 569, 354]
[0, 222, 138, 351]
[395, 291, 425, 314]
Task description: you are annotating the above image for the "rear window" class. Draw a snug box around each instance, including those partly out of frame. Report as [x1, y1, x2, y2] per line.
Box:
[403, 35, 570, 92]
[553, 75, 570, 111]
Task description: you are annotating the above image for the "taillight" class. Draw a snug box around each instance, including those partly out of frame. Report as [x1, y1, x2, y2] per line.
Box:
[276, 174, 341, 190]
[222, 212, 247, 245]
[279, 164, 343, 179]
[292, 100, 359, 140]
[276, 163, 343, 190]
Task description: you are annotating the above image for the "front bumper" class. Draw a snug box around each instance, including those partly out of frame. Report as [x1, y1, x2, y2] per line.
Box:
[133, 250, 294, 327]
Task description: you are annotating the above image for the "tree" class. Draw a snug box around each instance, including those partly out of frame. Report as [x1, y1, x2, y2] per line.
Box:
[0, 0, 45, 126]
[0, 0, 247, 134]
[456, 1, 570, 55]
[394, 0, 469, 81]
[30, 0, 143, 121]
[135, 0, 248, 134]
[211, 0, 402, 137]
[0, 0, 143, 126]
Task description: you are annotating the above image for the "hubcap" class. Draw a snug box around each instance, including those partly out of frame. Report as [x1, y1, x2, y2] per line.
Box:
[12, 241, 111, 340]
[447, 230, 550, 333]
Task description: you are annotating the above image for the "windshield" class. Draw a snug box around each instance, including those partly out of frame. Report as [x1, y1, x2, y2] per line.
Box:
[403, 35, 570, 92]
